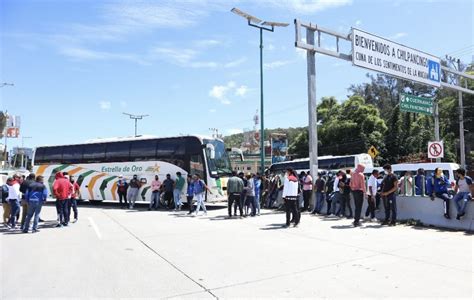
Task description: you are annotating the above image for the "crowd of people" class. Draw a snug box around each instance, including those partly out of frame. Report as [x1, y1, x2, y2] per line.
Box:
[2, 165, 472, 233]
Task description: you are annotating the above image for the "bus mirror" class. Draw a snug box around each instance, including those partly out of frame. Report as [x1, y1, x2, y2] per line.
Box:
[206, 144, 215, 159]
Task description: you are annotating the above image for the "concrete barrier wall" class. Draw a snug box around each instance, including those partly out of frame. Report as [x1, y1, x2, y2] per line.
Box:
[272, 192, 473, 231]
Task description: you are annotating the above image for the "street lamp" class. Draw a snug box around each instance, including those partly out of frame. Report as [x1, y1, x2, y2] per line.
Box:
[123, 113, 149, 137]
[231, 7, 288, 174]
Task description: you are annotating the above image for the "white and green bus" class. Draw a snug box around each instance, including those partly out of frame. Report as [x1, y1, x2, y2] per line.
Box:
[32, 135, 233, 203]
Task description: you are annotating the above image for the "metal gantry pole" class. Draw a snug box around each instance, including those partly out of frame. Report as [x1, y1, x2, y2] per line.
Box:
[457, 59, 466, 169]
[306, 28, 318, 182]
[259, 28, 265, 174]
[434, 99, 441, 163]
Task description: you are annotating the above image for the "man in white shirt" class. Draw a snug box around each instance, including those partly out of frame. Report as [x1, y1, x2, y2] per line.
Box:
[7, 175, 21, 229]
[365, 169, 379, 221]
[331, 171, 343, 216]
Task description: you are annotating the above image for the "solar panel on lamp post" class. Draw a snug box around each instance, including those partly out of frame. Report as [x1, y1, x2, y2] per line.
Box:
[231, 7, 288, 174]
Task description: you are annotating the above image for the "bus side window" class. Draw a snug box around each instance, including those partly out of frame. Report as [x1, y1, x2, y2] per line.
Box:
[190, 155, 204, 178]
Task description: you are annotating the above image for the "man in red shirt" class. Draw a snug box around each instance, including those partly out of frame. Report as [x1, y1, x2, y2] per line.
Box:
[53, 172, 72, 227]
[68, 175, 80, 223]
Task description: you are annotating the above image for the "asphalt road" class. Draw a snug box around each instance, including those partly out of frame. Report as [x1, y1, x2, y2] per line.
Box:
[1, 202, 472, 299]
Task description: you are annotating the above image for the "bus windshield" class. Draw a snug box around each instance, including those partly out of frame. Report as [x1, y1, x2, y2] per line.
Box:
[204, 139, 232, 177]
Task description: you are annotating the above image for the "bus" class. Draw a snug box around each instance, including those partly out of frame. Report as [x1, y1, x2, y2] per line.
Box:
[32, 135, 233, 203]
[268, 153, 374, 174]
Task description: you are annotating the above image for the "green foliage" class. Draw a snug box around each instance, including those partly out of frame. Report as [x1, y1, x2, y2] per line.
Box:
[0, 111, 5, 139]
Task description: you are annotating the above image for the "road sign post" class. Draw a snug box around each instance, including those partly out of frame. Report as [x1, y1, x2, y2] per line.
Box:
[428, 141, 444, 160]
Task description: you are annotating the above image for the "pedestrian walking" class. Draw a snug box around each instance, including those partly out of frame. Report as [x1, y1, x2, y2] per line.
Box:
[127, 175, 141, 209]
[53, 172, 71, 227]
[452, 168, 472, 220]
[381, 164, 398, 226]
[227, 171, 244, 217]
[2, 181, 10, 226]
[350, 164, 366, 227]
[245, 174, 256, 216]
[237, 172, 248, 215]
[339, 171, 353, 218]
[117, 175, 129, 208]
[173, 172, 185, 210]
[149, 175, 161, 210]
[283, 168, 300, 227]
[325, 172, 335, 215]
[193, 174, 211, 216]
[22, 176, 48, 233]
[332, 171, 343, 216]
[6, 176, 21, 229]
[69, 176, 80, 223]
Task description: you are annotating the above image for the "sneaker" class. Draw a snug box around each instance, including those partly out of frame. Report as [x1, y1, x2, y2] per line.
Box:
[381, 221, 389, 226]
[444, 214, 451, 219]
[148, 208, 152, 211]
[456, 215, 461, 220]
[38, 219, 44, 223]
[55, 224, 63, 228]
[353, 221, 361, 227]
[32, 229, 40, 233]
[73, 219, 78, 223]
[22, 230, 28, 233]
[389, 221, 396, 226]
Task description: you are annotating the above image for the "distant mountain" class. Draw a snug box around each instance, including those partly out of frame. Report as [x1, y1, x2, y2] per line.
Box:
[223, 126, 307, 149]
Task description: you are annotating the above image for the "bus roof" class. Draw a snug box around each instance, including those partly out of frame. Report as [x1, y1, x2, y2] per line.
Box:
[35, 134, 220, 148]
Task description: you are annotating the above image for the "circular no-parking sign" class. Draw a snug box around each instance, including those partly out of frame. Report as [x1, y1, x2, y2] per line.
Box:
[428, 141, 444, 159]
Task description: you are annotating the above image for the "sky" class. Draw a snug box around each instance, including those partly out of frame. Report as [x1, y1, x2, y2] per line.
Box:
[1, 0, 473, 149]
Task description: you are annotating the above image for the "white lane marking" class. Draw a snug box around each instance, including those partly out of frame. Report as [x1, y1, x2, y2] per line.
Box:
[88, 217, 102, 240]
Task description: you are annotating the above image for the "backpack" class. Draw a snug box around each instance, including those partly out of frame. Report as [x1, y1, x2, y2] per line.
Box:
[1, 184, 9, 202]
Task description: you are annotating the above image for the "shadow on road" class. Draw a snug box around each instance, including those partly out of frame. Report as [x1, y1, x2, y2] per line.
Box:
[260, 223, 289, 231]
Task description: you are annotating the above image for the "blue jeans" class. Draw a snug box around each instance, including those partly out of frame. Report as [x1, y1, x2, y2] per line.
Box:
[23, 201, 43, 232]
[8, 199, 20, 228]
[254, 194, 260, 215]
[150, 191, 161, 209]
[313, 191, 325, 213]
[173, 189, 182, 208]
[453, 192, 471, 215]
[384, 193, 397, 222]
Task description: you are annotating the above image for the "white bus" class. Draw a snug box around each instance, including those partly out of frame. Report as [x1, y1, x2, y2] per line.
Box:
[268, 153, 374, 174]
[32, 135, 233, 203]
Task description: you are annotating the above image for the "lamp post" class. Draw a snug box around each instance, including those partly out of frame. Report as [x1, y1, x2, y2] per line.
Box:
[231, 8, 288, 174]
[123, 113, 149, 137]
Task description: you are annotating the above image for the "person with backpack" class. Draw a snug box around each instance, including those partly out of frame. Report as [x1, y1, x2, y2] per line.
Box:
[53, 172, 71, 227]
[365, 169, 379, 221]
[325, 172, 335, 215]
[117, 175, 129, 209]
[381, 164, 399, 226]
[193, 174, 211, 216]
[2, 179, 11, 226]
[427, 167, 452, 219]
[22, 176, 48, 233]
[452, 168, 472, 220]
[173, 172, 185, 211]
[19, 173, 35, 230]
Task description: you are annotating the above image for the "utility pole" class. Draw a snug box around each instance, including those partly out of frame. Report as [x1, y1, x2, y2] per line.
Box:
[306, 27, 318, 180]
[433, 99, 441, 163]
[123, 113, 149, 137]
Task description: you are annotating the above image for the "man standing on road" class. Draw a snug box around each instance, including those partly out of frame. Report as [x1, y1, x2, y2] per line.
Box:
[253, 173, 262, 216]
[173, 172, 185, 211]
[127, 175, 141, 210]
[365, 169, 379, 221]
[193, 174, 211, 216]
[380, 164, 398, 226]
[53, 172, 71, 227]
[149, 175, 161, 211]
[19, 173, 35, 230]
[302, 171, 313, 212]
[162, 174, 174, 210]
[283, 168, 300, 227]
[312, 172, 326, 214]
[117, 175, 128, 209]
[227, 171, 244, 217]
[350, 164, 366, 227]
[22, 176, 48, 233]
[244, 174, 256, 217]
[69, 176, 80, 223]
[6, 175, 21, 229]
[453, 168, 472, 220]
[2, 181, 10, 226]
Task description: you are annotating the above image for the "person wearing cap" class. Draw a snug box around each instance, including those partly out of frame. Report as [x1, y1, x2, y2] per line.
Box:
[127, 174, 141, 209]
[380, 164, 399, 226]
[173, 172, 185, 211]
[350, 164, 366, 227]
[117, 175, 129, 209]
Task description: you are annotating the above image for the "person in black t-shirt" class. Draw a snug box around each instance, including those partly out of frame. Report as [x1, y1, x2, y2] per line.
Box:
[380, 164, 399, 226]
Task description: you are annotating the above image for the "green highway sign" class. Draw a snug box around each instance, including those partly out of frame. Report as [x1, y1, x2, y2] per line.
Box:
[399, 93, 434, 115]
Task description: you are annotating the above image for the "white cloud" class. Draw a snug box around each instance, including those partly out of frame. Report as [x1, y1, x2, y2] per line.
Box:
[262, 0, 353, 14]
[209, 109, 217, 113]
[267, 44, 276, 51]
[390, 32, 408, 40]
[59, 46, 149, 65]
[99, 101, 111, 110]
[224, 57, 247, 68]
[120, 101, 127, 108]
[194, 39, 221, 48]
[227, 128, 244, 135]
[264, 60, 293, 70]
[235, 85, 249, 97]
[355, 20, 362, 26]
[209, 81, 247, 105]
